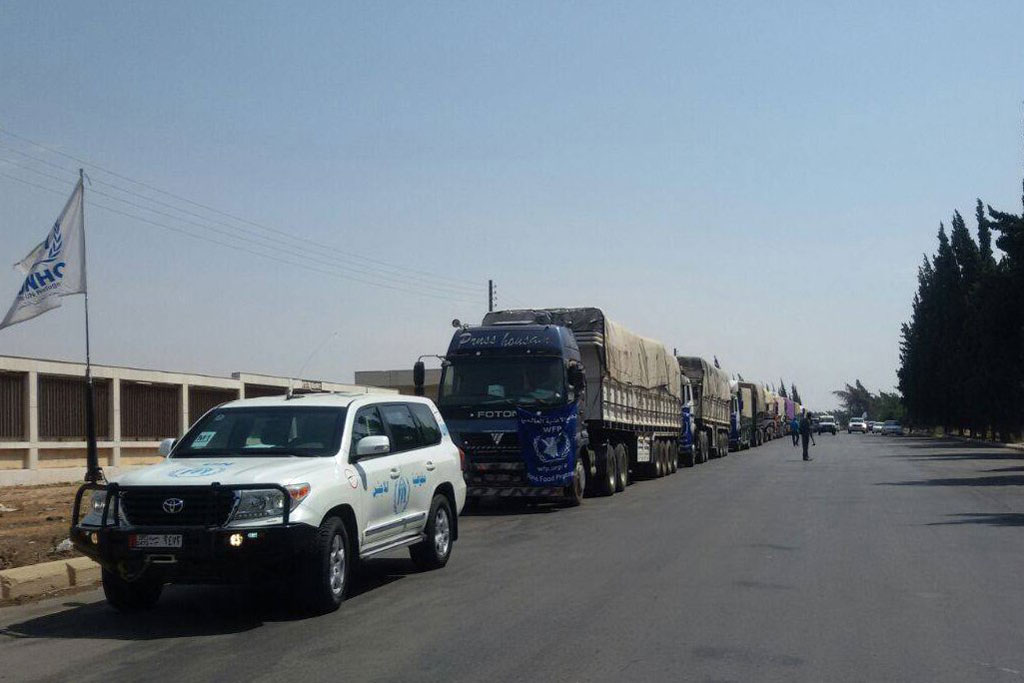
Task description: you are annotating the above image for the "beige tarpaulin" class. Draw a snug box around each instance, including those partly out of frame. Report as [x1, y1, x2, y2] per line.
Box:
[603, 317, 682, 400]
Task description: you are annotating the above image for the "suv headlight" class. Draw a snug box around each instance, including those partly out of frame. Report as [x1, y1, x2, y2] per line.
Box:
[79, 490, 128, 526]
[227, 484, 310, 525]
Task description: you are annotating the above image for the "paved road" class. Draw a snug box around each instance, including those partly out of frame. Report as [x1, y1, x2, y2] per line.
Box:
[3, 434, 1024, 682]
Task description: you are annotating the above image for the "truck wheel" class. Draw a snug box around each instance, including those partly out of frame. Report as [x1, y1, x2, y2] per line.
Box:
[301, 516, 351, 613]
[593, 444, 616, 496]
[699, 431, 709, 463]
[102, 567, 163, 612]
[668, 444, 678, 473]
[410, 494, 454, 570]
[615, 444, 628, 491]
[656, 442, 667, 477]
[563, 454, 586, 506]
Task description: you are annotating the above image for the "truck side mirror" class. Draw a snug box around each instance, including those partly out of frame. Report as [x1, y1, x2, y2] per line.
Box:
[158, 438, 176, 457]
[413, 361, 425, 396]
[568, 365, 585, 389]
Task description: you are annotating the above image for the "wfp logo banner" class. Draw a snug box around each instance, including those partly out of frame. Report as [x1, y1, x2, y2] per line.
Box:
[1, 179, 87, 330]
[516, 403, 578, 487]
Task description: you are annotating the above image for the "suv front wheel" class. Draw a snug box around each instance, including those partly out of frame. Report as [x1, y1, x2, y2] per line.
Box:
[411, 494, 454, 570]
[102, 567, 163, 611]
[301, 516, 351, 613]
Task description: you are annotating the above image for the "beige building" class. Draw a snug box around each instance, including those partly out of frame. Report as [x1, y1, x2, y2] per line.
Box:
[0, 355, 393, 485]
[354, 367, 442, 398]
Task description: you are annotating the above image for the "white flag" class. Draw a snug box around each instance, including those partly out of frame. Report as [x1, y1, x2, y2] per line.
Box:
[1, 179, 88, 330]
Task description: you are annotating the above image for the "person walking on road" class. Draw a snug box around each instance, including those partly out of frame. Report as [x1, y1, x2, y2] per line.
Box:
[800, 411, 816, 461]
[791, 416, 800, 446]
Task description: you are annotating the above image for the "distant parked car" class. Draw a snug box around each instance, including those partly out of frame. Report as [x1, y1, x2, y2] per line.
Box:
[848, 418, 867, 433]
[816, 414, 838, 435]
[871, 421, 884, 434]
[882, 420, 902, 436]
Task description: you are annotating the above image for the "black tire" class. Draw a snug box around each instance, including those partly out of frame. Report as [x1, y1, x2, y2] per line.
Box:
[656, 442, 667, 477]
[410, 494, 455, 570]
[699, 431, 709, 463]
[668, 443, 678, 473]
[682, 443, 696, 468]
[102, 567, 163, 612]
[300, 516, 351, 614]
[593, 444, 616, 496]
[615, 444, 628, 491]
[563, 453, 587, 506]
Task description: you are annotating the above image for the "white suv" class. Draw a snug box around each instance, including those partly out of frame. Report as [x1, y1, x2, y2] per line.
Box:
[71, 392, 466, 613]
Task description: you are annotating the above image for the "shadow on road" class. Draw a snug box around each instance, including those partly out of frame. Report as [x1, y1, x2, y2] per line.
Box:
[878, 475, 1024, 487]
[0, 557, 418, 641]
[927, 513, 1024, 527]
[460, 499, 564, 517]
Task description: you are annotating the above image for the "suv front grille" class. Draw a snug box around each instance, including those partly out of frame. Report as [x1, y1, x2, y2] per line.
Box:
[120, 488, 237, 527]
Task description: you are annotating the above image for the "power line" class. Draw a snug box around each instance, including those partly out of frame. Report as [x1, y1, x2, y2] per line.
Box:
[0, 141, 481, 296]
[0, 125, 482, 289]
[0, 170, 480, 305]
[0, 155, 481, 299]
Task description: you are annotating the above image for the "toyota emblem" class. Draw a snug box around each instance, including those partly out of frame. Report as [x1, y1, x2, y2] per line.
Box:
[162, 498, 185, 514]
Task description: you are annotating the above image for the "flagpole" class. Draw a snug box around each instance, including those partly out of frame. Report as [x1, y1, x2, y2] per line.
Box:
[80, 168, 102, 484]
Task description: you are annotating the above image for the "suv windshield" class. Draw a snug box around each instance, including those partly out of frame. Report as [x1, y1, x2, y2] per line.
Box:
[439, 357, 566, 408]
[173, 406, 346, 457]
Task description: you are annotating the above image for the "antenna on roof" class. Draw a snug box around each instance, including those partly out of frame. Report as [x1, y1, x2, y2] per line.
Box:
[287, 330, 339, 400]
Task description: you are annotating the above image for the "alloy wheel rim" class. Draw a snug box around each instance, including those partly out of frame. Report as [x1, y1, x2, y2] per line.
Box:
[329, 534, 345, 596]
[434, 508, 451, 557]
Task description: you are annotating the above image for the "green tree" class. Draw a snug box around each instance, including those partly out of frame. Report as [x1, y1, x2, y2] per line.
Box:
[778, 380, 787, 399]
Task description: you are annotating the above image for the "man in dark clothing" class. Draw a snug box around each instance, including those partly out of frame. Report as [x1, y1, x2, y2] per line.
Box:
[799, 412, 816, 461]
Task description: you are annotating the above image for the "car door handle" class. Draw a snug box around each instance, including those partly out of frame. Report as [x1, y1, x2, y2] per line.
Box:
[389, 468, 401, 479]
[425, 461, 436, 471]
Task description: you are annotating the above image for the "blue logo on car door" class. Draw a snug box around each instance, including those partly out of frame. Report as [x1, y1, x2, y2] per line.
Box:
[393, 476, 410, 514]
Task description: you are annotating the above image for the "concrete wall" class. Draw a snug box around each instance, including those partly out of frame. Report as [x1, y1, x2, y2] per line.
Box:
[0, 355, 395, 485]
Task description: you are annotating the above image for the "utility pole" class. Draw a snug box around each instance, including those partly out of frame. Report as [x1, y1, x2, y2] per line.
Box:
[488, 279, 494, 312]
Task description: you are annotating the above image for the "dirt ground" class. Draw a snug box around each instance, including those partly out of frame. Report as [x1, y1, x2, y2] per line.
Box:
[0, 483, 83, 570]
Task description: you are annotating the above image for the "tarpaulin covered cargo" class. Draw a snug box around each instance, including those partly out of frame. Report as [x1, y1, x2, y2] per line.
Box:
[676, 356, 732, 428]
[482, 308, 682, 430]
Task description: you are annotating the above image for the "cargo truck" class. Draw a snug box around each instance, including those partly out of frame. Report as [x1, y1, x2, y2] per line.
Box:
[421, 308, 684, 505]
[733, 381, 768, 449]
[677, 356, 732, 463]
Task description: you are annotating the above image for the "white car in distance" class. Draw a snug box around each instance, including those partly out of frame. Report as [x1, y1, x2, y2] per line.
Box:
[72, 393, 466, 614]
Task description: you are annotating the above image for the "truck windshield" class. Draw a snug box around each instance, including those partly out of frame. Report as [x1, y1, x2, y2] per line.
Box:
[173, 406, 346, 457]
[439, 357, 566, 408]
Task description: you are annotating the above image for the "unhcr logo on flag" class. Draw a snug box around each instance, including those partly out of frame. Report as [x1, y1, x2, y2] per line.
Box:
[1, 177, 87, 330]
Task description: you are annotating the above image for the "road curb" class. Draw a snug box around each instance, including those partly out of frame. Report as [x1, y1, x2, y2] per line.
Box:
[0, 556, 100, 602]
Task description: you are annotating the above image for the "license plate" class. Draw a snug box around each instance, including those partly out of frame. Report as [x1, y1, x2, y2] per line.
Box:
[130, 534, 183, 549]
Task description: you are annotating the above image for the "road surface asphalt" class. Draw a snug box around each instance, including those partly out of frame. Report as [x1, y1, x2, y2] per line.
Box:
[2, 434, 1024, 682]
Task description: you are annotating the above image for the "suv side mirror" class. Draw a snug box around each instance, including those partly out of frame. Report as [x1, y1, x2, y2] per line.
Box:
[355, 435, 391, 459]
[568, 364, 585, 389]
[158, 438, 176, 457]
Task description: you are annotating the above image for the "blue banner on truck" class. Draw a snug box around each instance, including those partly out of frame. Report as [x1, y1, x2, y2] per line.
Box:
[516, 404, 578, 486]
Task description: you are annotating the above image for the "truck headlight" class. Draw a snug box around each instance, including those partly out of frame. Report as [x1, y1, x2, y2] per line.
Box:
[228, 484, 310, 525]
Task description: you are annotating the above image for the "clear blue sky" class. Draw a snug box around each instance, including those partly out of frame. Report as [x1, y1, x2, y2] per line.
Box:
[1, 1, 1022, 409]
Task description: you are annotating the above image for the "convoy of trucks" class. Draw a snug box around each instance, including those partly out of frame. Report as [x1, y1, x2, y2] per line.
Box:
[417, 306, 809, 506]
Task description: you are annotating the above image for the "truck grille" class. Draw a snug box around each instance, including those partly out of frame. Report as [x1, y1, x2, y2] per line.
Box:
[120, 488, 237, 527]
[459, 432, 529, 486]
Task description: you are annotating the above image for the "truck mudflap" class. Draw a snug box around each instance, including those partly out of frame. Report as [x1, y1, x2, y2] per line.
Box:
[468, 486, 566, 499]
